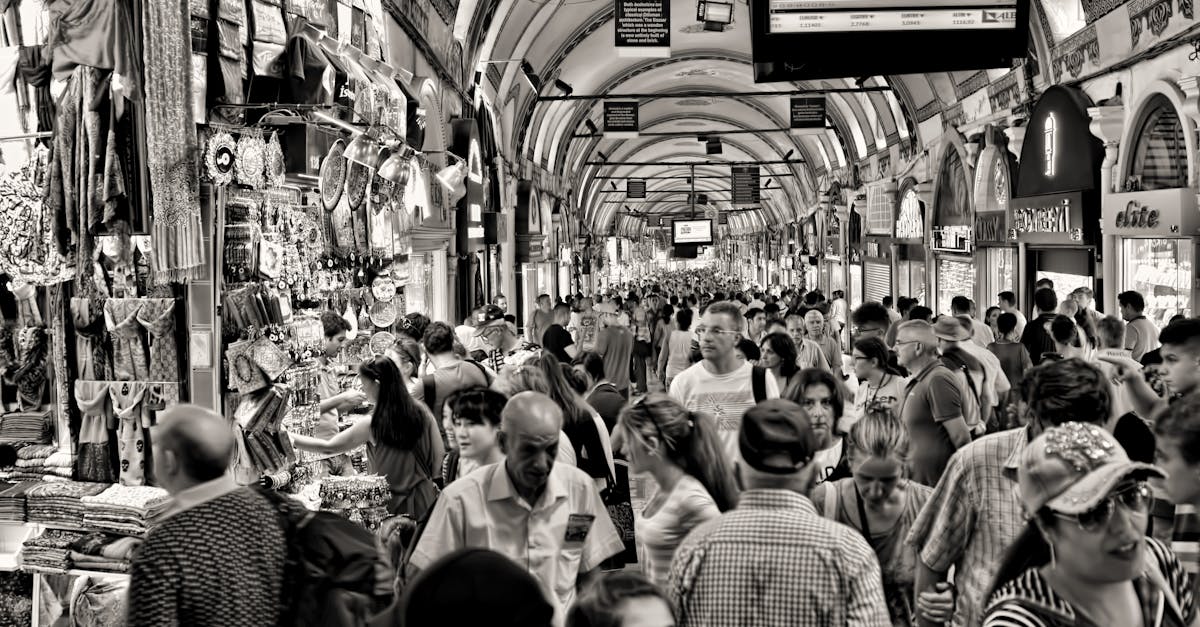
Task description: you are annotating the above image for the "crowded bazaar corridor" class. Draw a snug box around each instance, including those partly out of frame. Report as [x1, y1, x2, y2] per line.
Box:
[0, 0, 1197, 625]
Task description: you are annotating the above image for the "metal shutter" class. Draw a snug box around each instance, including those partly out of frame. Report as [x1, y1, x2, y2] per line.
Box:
[864, 261, 891, 304]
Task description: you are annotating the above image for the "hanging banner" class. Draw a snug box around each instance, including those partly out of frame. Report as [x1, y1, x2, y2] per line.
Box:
[604, 101, 640, 138]
[615, 0, 671, 58]
[731, 165, 761, 206]
[790, 96, 826, 135]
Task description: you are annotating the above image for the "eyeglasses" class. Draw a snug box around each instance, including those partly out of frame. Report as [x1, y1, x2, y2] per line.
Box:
[1051, 481, 1152, 532]
[893, 339, 920, 347]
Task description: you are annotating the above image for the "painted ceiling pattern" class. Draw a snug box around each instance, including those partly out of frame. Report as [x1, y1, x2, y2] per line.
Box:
[443, 0, 1071, 234]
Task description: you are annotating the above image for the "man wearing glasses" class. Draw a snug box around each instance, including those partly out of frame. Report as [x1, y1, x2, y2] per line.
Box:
[477, 305, 542, 372]
[669, 301, 779, 464]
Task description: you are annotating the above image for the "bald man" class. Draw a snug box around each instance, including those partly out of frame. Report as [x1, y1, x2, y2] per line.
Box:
[128, 405, 295, 627]
[409, 392, 623, 626]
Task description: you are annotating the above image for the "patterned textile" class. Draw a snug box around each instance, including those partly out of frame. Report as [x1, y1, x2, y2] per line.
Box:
[143, 0, 205, 281]
[71, 297, 112, 381]
[105, 298, 148, 381]
[12, 326, 48, 410]
[906, 427, 1028, 627]
[667, 489, 890, 626]
[126, 489, 292, 627]
[25, 481, 107, 526]
[75, 380, 115, 483]
[82, 484, 170, 536]
[135, 298, 179, 381]
[109, 381, 147, 486]
[72, 576, 130, 627]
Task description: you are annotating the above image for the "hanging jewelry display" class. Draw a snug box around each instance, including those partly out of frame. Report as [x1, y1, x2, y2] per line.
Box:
[319, 140, 347, 211]
[265, 131, 286, 187]
[205, 131, 237, 187]
[236, 131, 267, 188]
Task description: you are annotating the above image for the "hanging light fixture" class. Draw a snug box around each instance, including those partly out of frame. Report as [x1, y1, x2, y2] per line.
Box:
[345, 132, 384, 169]
[437, 160, 468, 205]
[378, 145, 416, 185]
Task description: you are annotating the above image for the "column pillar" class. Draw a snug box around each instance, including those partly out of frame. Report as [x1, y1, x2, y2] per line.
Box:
[1088, 105, 1125, 314]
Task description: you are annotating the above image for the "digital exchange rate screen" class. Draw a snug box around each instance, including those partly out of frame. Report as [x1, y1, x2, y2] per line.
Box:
[768, 0, 1018, 33]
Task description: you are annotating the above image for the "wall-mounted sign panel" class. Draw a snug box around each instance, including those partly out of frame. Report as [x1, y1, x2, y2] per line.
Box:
[615, 0, 671, 57]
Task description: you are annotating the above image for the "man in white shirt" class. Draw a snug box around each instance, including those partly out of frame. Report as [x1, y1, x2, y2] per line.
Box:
[951, 296, 994, 348]
[997, 291, 1027, 339]
[670, 301, 780, 462]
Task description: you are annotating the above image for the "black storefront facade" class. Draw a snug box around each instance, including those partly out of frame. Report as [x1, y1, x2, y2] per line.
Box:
[1010, 85, 1105, 313]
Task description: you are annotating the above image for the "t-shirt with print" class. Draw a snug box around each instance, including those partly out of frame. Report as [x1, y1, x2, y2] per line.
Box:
[488, 341, 542, 372]
[573, 313, 600, 352]
[848, 373, 908, 430]
[669, 360, 780, 463]
[899, 362, 963, 486]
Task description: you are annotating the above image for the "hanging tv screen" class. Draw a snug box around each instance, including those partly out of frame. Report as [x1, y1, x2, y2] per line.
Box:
[749, 0, 1030, 82]
[672, 219, 714, 245]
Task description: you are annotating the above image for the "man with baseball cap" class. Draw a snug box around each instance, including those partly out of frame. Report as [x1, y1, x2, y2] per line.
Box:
[667, 399, 889, 626]
[476, 304, 542, 372]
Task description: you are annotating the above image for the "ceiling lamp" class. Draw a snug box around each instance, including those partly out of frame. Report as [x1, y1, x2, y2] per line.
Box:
[585, 119, 599, 134]
[705, 138, 722, 155]
[437, 161, 468, 204]
[554, 79, 574, 96]
[378, 146, 416, 185]
[345, 133, 384, 169]
[520, 61, 542, 92]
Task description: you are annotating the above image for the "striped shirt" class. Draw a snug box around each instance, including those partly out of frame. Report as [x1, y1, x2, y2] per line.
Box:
[668, 489, 890, 627]
[906, 427, 1028, 627]
[1174, 503, 1199, 577]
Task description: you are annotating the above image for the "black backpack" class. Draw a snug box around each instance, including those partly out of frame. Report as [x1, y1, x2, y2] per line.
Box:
[259, 487, 395, 626]
[752, 365, 768, 403]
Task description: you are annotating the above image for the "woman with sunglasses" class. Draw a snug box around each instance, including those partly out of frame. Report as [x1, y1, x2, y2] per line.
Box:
[439, 387, 507, 487]
[811, 407, 931, 626]
[983, 422, 1195, 627]
[614, 394, 737, 585]
[849, 337, 908, 432]
[290, 356, 444, 518]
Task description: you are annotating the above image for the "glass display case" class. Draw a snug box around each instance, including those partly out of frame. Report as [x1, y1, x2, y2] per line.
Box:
[936, 257, 976, 315]
[978, 247, 1016, 307]
[1122, 238, 1193, 325]
[897, 260, 926, 305]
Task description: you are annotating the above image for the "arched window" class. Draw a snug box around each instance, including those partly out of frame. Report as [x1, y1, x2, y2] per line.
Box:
[1128, 95, 1188, 190]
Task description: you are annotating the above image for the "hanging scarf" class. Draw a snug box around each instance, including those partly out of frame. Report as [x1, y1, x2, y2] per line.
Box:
[142, 0, 204, 281]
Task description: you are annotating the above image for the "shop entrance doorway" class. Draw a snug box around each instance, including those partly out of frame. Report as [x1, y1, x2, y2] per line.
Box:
[1028, 247, 1097, 312]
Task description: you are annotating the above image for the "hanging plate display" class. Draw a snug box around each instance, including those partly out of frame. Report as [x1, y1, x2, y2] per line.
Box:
[205, 131, 237, 186]
[235, 133, 267, 188]
[369, 331, 395, 355]
[265, 131, 286, 186]
[345, 161, 370, 210]
[369, 300, 396, 328]
[319, 139, 347, 211]
[371, 278, 396, 302]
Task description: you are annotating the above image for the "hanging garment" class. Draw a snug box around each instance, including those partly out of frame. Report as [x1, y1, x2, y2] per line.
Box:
[104, 298, 148, 381]
[74, 380, 115, 483]
[46, 0, 142, 97]
[71, 297, 113, 381]
[16, 45, 54, 136]
[143, 0, 205, 281]
[135, 298, 178, 381]
[11, 326, 48, 410]
[108, 381, 146, 486]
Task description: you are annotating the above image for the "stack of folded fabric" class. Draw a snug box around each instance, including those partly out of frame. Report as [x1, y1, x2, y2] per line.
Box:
[41, 451, 75, 480]
[81, 485, 170, 537]
[67, 532, 142, 573]
[9, 445, 54, 482]
[18, 529, 86, 572]
[0, 481, 36, 521]
[25, 481, 108, 527]
[0, 411, 50, 443]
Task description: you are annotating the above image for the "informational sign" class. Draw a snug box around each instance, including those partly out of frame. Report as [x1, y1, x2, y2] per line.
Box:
[731, 165, 761, 206]
[604, 101, 639, 139]
[615, 0, 671, 58]
[673, 219, 714, 245]
[768, 2, 1017, 34]
[718, 211, 729, 225]
[790, 96, 826, 134]
[627, 179, 646, 198]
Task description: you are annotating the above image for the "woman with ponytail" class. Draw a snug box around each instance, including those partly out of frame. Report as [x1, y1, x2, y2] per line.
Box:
[614, 393, 738, 584]
[810, 407, 932, 626]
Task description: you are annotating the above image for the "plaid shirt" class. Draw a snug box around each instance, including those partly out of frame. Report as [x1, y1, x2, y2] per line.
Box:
[906, 427, 1028, 627]
[667, 489, 890, 627]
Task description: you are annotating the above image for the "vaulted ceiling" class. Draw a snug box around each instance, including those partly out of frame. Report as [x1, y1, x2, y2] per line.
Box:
[452, 0, 1060, 235]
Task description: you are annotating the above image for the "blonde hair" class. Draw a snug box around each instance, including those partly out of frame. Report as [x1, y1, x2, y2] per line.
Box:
[847, 407, 910, 463]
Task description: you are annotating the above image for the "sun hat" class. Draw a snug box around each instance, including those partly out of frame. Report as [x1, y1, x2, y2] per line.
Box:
[931, 316, 971, 342]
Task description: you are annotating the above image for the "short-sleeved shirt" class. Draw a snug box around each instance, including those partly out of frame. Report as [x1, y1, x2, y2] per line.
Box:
[899, 362, 963, 486]
[849, 373, 909, 429]
[1126, 315, 1161, 362]
[542, 324, 575, 364]
[906, 427, 1027, 627]
[669, 361, 780, 463]
[409, 461, 623, 626]
[572, 313, 600, 352]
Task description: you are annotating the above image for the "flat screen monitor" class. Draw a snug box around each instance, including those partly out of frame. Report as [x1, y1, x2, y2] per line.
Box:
[703, 1, 734, 23]
[672, 219, 714, 245]
[749, 0, 1030, 81]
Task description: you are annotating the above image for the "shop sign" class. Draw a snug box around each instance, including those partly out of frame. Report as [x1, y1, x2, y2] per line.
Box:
[1010, 193, 1086, 242]
[931, 225, 973, 253]
[790, 96, 826, 135]
[1015, 86, 1101, 198]
[1013, 204, 1071, 234]
[865, 240, 883, 258]
[1103, 188, 1200, 237]
[895, 189, 924, 239]
[974, 213, 1007, 244]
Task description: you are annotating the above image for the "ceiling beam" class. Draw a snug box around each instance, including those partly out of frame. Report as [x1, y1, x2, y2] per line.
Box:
[591, 173, 797, 179]
[538, 86, 892, 102]
[570, 127, 833, 140]
[585, 159, 806, 166]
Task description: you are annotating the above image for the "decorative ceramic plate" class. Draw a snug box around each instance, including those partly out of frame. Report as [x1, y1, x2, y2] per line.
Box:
[235, 133, 266, 188]
[345, 161, 370, 210]
[205, 131, 236, 186]
[265, 131, 286, 186]
[369, 300, 397, 328]
[371, 278, 396, 302]
[319, 139, 347, 211]
[369, 331, 395, 355]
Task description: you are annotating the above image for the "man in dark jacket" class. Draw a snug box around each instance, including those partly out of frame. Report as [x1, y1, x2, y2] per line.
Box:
[1020, 288, 1059, 366]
